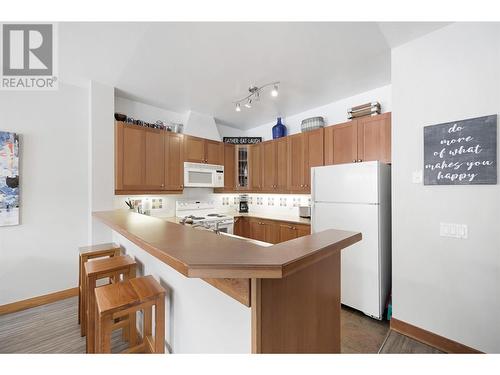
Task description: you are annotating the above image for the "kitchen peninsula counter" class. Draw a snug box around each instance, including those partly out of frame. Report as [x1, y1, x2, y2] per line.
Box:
[93, 210, 361, 353]
[93, 210, 358, 279]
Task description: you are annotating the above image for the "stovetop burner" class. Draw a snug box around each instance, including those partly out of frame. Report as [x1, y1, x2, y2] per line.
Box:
[186, 215, 205, 220]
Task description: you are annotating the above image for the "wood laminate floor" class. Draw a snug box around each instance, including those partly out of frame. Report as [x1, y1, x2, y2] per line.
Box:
[0, 297, 441, 354]
[0, 297, 128, 353]
[378, 330, 443, 354]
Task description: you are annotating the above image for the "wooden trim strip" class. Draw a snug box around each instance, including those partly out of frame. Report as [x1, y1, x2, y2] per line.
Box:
[0, 287, 78, 316]
[390, 318, 482, 354]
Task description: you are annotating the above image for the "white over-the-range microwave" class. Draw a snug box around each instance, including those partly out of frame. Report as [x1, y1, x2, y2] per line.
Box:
[184, 162, 224, 188]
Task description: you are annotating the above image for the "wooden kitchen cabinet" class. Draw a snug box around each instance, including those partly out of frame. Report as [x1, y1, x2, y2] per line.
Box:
[184, 135, 224, 165]
[324, 120, 358, 165]
[119, 123, 145, 190]
[287, 128, 324, 193]
[303, 128, 324, 190]
[235, 216, 310, 244]
[184, 135, 206, 163]
[279, 223, 311, 242]
[222, 143, 236, 191]
[262, 140, 277, 191]
[324, 112, 391, 165]
[144, 129, 165, 189]
[287, 133, 305, 192]
[116, 122, 185, 194]
[357, 112, 391, 163]
[233, 217, 249, 238]
[262, 138, 288, 192]
[248, 218, 278, 244]
[249, 143, 263, 191]
[164, 132, 184, 191]
[206, 139, 224, 165]
[117, 123, 165, 191]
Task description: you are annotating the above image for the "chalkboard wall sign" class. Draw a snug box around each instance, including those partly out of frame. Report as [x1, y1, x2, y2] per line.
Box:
[424, 115, 497, 185]
[223, 137, 262, 144]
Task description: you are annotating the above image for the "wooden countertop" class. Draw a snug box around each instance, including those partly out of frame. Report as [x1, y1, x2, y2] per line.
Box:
[93, 210, 361, 279]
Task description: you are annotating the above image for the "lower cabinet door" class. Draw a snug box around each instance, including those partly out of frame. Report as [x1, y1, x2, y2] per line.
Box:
[279, 224, 298, 242]
[234, 217, 249, 238]
[249, 219, 266, 242]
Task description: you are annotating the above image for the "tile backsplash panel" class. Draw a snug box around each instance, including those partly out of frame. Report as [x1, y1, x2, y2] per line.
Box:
[114, 189, 311, 218]
[219, 193, 310, 216]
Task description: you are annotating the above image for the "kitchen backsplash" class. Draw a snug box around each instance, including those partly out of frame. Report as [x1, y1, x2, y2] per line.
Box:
[114, 189, 311, 218]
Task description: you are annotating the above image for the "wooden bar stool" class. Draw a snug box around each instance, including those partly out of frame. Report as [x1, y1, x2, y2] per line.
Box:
[78, 243, 121, 335]
[95, 275, 166, 354]
[84, 255, 137, 353]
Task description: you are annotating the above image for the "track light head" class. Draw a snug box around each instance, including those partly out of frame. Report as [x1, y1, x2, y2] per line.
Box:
[271, 84, 279, 97]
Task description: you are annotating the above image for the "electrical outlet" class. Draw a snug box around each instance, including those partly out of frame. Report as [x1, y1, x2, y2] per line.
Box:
[440, 222, 468, 239]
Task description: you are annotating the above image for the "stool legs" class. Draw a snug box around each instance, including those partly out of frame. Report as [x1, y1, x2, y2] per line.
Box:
[96, 311, 113, 354]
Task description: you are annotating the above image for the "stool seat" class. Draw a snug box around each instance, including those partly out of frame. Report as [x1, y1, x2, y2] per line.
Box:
[79, 243, 121, 256]
[96, 276, 165, 315]
[84, 254, 136, 276]
[95, 276, 166, 354]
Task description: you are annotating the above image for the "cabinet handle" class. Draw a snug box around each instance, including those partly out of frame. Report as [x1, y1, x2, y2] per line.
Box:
[161, 184, 164, 187]
[357, 159, 362, 162]
[180, 185, 183, 188]
[352, 159, 356, 163]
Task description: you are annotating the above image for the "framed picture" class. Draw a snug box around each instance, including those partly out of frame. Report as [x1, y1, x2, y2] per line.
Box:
[0, 131, 20, 226]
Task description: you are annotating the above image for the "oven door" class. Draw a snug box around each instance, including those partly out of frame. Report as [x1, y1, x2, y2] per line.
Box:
[214, 221, 234, 234]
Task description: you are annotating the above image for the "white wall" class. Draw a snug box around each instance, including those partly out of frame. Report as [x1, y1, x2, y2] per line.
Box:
[184, 110, 221, 141]
[392, 23, 500, 353]
[89, 81, 115, 243]
[115, 97, 221, 141]
[115, 96, 186, 125]
[218, 84, 392, 140]
[0, 83, 89, 305]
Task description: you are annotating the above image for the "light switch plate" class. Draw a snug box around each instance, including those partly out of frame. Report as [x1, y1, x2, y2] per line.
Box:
[440, 222, 468, 239]
[412, 170, 423, 184]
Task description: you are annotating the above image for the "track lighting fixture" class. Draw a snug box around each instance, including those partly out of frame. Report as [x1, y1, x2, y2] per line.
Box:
[233, 81, 280, 112]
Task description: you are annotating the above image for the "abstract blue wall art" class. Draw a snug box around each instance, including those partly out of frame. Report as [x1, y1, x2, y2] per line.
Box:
[0, 131, 20, 226]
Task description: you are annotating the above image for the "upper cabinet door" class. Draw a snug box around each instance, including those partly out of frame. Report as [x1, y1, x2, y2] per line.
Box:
[121, 124, 146, 190]
[236, 145, 249, 190]
[303, 128, 324, 190]
[223, 143, 236, 191]
[249, 143, 262, 191]
[324, 121, 358, 165]
[287, 133, 305, 191]
[206, 140, 224, 165]
[262, 140, 277, 191]
[164, 132, 184, 191]
[184, 135, 206, 163]
[276, 138, 288, 191]
[357, 112, 391, 163]
[144, 128, 165, 190]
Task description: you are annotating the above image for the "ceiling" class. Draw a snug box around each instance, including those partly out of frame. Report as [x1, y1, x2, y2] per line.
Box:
[59, 22, 449, 130]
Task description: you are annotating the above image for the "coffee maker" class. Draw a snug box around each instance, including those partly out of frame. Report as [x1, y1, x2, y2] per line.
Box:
[238, 194, 249, 213]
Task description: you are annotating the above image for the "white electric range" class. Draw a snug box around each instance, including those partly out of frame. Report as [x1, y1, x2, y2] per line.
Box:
[175, 199, 234, 234]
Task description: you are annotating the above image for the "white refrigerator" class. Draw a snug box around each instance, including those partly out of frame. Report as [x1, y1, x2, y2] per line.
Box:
[311, 161, 391, 320]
